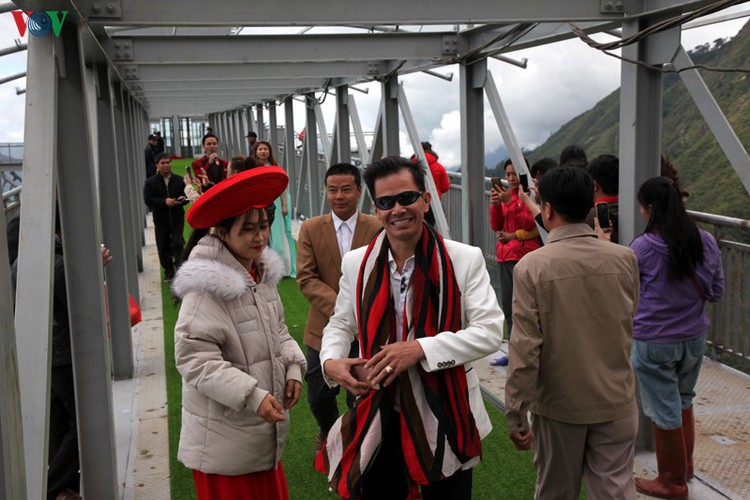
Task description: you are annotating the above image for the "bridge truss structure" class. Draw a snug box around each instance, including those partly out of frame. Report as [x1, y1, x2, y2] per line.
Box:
[1, 0, 750, 498]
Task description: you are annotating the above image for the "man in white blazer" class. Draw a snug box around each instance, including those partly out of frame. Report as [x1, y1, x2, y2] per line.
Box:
[318, 156, 504, 499]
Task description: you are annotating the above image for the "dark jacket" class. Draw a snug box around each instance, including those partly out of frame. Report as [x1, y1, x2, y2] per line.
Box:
[143, 173, 187, 228]
[191, 156, 228, 185]
[144, 144, 158, 178]
[11, 236, 72, 367]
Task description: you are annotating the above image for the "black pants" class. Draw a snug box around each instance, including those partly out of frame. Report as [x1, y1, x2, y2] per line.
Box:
[360, 415, 473, 500]
[498, 260, 517, 339]
[154, 218, 184, 278]
[47, 364, 80, 499]
[305, 343, 358, 436]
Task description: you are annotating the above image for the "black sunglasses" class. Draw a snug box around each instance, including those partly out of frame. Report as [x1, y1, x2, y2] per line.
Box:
[374, 190, 424, 210]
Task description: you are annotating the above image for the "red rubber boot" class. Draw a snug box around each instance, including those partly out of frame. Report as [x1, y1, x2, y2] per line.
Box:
[682, 407, 695, 480]
[635, 425, 688, 499]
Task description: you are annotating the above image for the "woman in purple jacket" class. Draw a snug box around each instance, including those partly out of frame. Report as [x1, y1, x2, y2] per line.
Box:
[631, 177, 724, 500]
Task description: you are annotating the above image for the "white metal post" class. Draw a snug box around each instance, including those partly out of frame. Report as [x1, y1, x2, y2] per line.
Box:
[15, 32, 58, 500]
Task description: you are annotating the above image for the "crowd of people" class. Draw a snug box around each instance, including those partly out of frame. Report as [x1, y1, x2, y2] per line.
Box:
[136, 136, 725, 500]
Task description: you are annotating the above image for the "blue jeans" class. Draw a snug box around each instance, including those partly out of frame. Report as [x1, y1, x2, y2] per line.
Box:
[631, 334, 706, 429]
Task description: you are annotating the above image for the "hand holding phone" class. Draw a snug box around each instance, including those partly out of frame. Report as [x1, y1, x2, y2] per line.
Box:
[490, 177, 511, 205]
[596, 203, 610, 230]
[519, 173, 530, 193]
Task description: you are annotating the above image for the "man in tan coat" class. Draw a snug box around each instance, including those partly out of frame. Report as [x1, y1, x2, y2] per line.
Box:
[505, 166, 640, 499]
[296, 163, 380, 449]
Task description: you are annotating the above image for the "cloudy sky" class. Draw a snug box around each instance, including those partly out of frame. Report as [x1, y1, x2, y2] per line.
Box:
[0, 6, 747, 167]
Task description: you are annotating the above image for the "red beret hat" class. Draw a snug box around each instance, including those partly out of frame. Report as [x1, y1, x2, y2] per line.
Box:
[186, 166, 288, 229]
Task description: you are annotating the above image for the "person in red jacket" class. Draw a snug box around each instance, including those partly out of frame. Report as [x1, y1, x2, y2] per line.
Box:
[191, 134, 229, 189]
[411, 142, 451, 199]
[490, 158, 542, 364]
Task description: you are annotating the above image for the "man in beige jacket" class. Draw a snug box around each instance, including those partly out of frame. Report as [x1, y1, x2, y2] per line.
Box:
[505, 166, 640, 499]
[296, 163, 380, 449]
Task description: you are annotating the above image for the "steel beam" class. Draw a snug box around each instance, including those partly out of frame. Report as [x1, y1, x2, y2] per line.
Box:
[95, 64, 134, 379]
[335, 86, 352, 164]
[269, 103, 279, 152]
[0, 42, 27, 58]
[79, 0, 714, 26]
[398, 83, 450, 238]
[119, 87, 144, 273]
[220, 112, 230, 157]
[129, 96, 147, 241]
[127, 61, 387, 82]
[102, 33, 457, 65]
[467, 21, 620, 57]
[230, 110, 238, 156]
[15, 33, 58, 500]
[284, 97, 298, 217]
[485, 72, 528, 176]
[56, 27, 118, 498]
[305, 94, 321, 215]
[348, 94, 370, 168]
[0, 176, 26, 500]
[133, 77, 336, 92]
[382, 77, 400, 156]
[238, 108, 249, 155]
[313, 99, 332, 167]
[256, 104, 265, 139]
[171, 114, 182, 158]
[460, 60, 487, 248]
[112, 79, 140, 303]
[673, 46, 750, 196]
[0, 71, 26, 85]
[618, 19, 669, 246]
[247, 107, 257, 138]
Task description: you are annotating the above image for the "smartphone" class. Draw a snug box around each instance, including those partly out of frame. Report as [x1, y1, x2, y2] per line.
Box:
[596, 203, 610, 229]
[186, 166, 193, 182]
[519, 173, 529, 193]
[491, 177, 503, 190]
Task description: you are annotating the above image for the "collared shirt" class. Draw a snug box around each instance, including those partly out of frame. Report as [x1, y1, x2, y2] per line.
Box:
[332, 210, 358, 258]
[388, 251, 415, 343]
[162, 173, 171, 187]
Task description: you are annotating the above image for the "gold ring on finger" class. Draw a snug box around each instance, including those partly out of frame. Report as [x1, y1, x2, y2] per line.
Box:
[385, 365, 394, 374]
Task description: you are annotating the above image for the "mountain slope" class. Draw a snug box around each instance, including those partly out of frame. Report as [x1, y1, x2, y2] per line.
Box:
[529, 21, 750, 221]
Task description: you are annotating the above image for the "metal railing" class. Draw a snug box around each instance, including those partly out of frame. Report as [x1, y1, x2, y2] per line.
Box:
[0, 143, 23, 164]
[443, 173, 750, 361]
[691, 212, 750, 361]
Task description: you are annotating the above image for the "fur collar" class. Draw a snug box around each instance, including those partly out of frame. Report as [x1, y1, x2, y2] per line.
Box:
[172, 238, 284, 300]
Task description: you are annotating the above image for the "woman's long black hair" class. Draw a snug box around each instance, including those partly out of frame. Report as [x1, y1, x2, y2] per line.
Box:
[637, 176, 703, 281]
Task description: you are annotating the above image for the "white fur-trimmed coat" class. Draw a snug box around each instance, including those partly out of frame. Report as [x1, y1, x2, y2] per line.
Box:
[172, 235, 306, 475]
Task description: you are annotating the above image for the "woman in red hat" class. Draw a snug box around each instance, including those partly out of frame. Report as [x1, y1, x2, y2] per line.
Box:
[252, 141, 296, 278]
[171, 166, 306, 500]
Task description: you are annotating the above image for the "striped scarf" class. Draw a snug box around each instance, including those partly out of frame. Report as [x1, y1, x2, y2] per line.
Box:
[315, 224, 481, 499]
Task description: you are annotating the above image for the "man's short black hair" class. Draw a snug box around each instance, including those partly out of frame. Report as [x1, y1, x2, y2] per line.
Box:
[363, 156, 425, 199]
[530, 157, 558, 179]
[559, 144, 588, 168]
[155, 152, 170, 163]
[202, 133, 218, 146]
[326, 163, 362, 188]
[246, 131, 257, 139]
[587, 154, 619, 196]
[538, 166, 594, 223]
